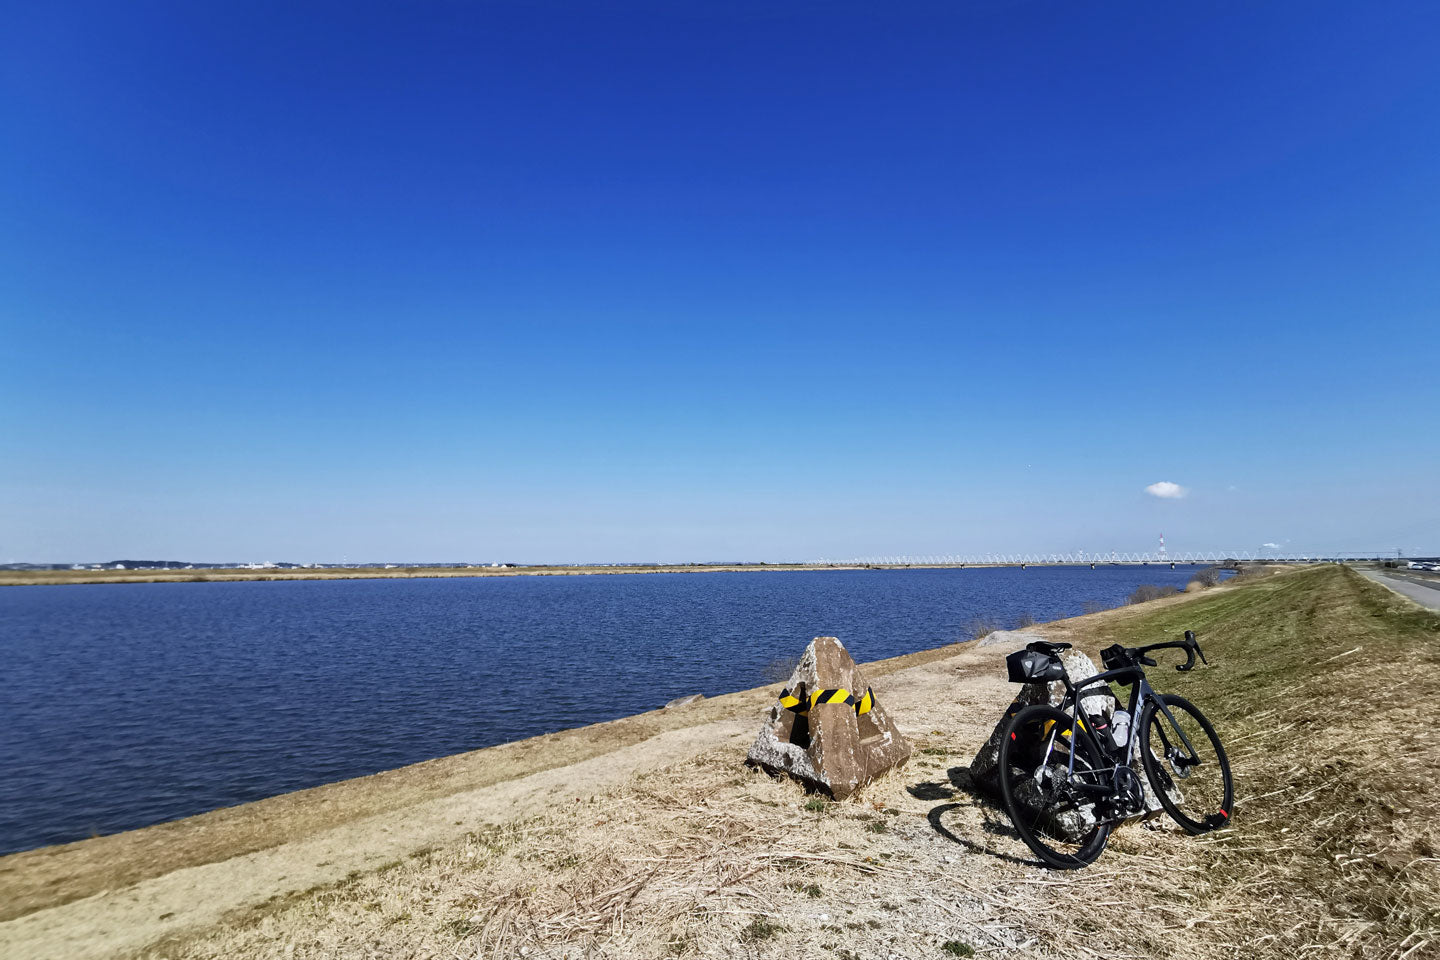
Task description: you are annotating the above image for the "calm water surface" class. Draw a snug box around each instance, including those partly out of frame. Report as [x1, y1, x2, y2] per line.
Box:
[0, 565, 1211, 854]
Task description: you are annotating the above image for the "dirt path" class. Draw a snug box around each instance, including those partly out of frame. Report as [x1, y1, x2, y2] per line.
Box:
[0, 722, 757, 960]
[0, 640, 976, 925]
[0, 636, 1011, 960]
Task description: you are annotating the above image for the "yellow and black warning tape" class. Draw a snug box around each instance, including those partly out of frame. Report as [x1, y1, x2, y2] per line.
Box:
[1005, 698, 1087, 735]
[778, 686, 875, 716]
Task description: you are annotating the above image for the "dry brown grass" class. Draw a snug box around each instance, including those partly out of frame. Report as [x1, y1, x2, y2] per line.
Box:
[1056, 565, 1440, 959]
[148, 748, 1056, 960]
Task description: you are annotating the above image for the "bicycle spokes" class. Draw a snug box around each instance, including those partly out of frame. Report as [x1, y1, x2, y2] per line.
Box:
[998, 705, 1114, 867]
[1140, 695, 1234, 835]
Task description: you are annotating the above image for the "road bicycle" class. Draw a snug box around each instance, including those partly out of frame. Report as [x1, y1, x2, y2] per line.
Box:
[996, 630, 1233, 869]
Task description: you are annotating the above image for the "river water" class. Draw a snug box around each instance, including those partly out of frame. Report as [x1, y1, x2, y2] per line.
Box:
[0, 564, 1211, 854]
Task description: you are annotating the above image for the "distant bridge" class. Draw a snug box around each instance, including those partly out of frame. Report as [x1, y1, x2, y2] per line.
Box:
[823, 552, 1412, 566]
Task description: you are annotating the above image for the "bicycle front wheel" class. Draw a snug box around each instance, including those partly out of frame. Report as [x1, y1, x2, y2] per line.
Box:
[997, 704, 1112, 869]
[1139, 694, 1234, 834]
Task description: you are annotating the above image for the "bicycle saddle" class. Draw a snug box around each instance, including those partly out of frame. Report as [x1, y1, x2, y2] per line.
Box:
[1025, 640, 1071, 655]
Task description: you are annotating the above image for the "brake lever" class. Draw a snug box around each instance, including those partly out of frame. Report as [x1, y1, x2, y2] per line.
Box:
[1177, 629, 1199, 672]
[1186, 629, 1209, 664]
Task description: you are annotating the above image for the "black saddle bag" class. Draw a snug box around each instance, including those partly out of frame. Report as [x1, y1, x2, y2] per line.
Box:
[1006, 648, 1063, 684]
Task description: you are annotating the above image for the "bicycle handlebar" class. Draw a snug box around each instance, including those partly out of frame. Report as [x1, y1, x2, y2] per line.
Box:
[1132, 629, 1208, 673]
[1177, 637, 1197, 672]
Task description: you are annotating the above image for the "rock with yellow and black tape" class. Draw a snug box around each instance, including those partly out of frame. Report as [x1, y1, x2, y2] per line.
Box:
[746, 636, 911, 799]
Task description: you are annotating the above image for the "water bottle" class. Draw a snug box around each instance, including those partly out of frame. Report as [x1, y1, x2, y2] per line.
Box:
[1111, 710, 1131, 750]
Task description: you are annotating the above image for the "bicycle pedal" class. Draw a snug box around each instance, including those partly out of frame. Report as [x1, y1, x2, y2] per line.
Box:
[1095, 804, 1127, 824]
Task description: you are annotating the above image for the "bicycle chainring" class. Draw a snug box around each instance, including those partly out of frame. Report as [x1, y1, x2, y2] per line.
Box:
[1091, 766, 1146, 823]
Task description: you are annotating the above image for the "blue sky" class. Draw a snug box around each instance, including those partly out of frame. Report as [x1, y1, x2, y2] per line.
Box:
[3, 1, 1438, 563]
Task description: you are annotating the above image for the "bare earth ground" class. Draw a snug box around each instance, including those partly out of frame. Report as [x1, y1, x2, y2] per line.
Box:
[3, 566, 1438, 960]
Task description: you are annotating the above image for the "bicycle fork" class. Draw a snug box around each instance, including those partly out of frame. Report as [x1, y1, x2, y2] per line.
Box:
[1147, 696, 1204, 778]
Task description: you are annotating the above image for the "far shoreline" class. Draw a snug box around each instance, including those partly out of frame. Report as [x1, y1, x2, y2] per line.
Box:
[0, 560, 1221, 587]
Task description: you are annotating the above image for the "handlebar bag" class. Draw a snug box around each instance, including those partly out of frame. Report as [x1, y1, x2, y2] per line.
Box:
[1100, 643, 1131, 671]
[1006, 649, 1064, 684]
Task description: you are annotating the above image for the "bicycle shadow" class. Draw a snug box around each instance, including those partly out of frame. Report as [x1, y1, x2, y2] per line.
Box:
[907, 765, 1042, 867]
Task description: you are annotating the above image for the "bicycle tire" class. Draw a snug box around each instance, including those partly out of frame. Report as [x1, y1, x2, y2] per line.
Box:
[1138, 694, 1234, 834]
[997, 704, 1112, 869]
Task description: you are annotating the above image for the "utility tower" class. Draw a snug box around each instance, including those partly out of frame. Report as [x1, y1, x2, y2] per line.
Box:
[1158, 533, 1167, 560]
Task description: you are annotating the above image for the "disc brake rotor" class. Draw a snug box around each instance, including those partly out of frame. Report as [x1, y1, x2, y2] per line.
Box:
[1167, 749, 1198, 780]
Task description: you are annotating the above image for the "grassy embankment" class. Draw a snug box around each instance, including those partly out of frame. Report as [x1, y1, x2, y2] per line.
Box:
[1042, 564, 1440, 957]
[128, 564, 1440, 960]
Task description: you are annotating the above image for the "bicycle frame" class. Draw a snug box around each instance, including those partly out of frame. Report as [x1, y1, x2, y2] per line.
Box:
[1033, 660, 1204, 803]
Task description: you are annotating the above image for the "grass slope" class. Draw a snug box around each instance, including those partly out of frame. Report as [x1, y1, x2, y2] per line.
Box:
[1056, 564, 1440, 957]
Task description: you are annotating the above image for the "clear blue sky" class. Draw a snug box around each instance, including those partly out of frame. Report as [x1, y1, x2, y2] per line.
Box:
[3, 2, 1438, 563]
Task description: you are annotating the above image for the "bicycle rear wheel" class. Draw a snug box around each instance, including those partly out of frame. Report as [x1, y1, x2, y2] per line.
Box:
[997, 704, 1112, 869]
[1139, 694, 1234, 834]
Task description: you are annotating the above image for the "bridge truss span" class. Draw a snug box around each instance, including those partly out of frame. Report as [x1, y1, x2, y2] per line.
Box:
[824, 551, 1395, 566]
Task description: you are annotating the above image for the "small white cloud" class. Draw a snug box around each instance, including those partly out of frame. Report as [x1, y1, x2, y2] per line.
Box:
[1144, 481, 1188, 500]
[1262, 542, 1281, 549]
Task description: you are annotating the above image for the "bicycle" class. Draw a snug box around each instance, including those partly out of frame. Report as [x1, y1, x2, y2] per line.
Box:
[996, 630, 1233, 869]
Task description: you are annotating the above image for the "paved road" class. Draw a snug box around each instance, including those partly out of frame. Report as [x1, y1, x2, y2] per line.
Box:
[1357, 567, 1440, 611]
